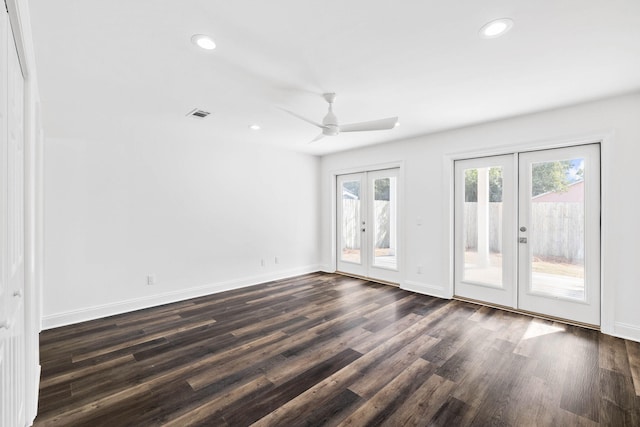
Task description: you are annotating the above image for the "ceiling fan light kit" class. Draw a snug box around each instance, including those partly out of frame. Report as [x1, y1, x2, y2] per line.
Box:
[282, 93, 399, 143]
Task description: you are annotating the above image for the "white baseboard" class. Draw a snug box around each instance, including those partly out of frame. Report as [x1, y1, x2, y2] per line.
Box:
[42, 265, 321, 330]
[612, 321, 640, 343]
[401, 280, 450, 299]
[319, 264, 335, 274]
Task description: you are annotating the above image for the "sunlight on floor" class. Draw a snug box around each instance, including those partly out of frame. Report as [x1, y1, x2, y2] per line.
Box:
[522, 320, 566, 340]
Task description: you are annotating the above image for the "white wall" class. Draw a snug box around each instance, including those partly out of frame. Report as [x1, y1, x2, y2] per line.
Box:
[44, 91, 640, 342]
[44, 133, 320, 328]
[320, 92, 640, 342]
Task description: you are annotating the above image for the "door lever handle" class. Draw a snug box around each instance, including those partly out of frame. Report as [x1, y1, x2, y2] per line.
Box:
[519, 237, 527, 243]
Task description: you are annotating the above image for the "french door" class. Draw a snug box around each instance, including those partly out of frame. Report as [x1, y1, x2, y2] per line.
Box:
[454, 144, 601, 326]
[337, 168, 400, 284]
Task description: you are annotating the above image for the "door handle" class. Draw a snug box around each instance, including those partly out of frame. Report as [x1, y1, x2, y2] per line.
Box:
[519, 237, 527, 243]
[361, 228, 366, 232]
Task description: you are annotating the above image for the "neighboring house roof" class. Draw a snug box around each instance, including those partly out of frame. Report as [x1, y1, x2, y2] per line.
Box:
[343, 189, 359, 199]
[532, 180, 584, 202]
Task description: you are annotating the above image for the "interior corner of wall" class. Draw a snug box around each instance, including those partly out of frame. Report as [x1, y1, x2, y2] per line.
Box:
[319, 264, 336, 274]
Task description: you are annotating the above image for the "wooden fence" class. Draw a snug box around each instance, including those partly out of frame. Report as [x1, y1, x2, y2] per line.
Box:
[341, 200, 390, 249]
[464, 202, 585, 261]
[343, 200, 584, 261]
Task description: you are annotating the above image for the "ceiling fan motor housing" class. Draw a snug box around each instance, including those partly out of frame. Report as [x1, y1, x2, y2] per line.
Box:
[322, 93, 339, 135]
[322, 112, 339, 135]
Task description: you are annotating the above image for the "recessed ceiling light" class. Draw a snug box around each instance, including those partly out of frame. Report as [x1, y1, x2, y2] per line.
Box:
[394, 121, 400, 128]
[479, 18, 514, 39]
[191, 34, 216, 50]
[249, 124, 261, 131]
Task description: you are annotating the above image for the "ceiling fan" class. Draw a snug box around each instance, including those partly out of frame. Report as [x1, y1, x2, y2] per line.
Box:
[281, 93, 399, 143]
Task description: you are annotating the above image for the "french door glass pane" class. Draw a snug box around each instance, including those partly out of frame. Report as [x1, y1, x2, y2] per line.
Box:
[341, 180, 361, 263]
[463, 166, 504, 287]
[372, 176, 397, 269]
[529, 158, 585, 300]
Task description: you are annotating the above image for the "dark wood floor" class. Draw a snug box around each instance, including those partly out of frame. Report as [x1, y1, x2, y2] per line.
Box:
[35, 272, 640, 426]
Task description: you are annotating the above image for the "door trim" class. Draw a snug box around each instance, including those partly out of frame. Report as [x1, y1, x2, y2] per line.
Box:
[444, 131, 613, 334]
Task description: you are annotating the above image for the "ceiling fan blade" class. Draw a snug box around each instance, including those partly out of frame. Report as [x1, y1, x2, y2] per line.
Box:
[308, 133, 325, 144]
[279, 107, 327, 129]
[339, 116, 399, 133]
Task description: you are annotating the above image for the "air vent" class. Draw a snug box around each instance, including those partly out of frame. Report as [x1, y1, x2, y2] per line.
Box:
[186, 108, 211, 119]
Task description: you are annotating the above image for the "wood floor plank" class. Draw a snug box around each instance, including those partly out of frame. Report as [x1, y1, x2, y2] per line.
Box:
[560, 327, 601, 421]
[347, 332, 439, 399]
[599, 333, 632, 374]
[340, 358, 434, 426]
[626, 339, 640, 396]
[265, 326, 371, 386]
[162, 375, 275, 427]
[222, 348, 363, 426]
[381, 373, 457, 426]
[40, 354, 136, 389]
[33, 272, 640, 426]
[71, 317, 217, 362]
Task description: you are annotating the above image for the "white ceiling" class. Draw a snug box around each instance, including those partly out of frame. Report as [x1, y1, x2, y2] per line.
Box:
[29, 0, 640, 156]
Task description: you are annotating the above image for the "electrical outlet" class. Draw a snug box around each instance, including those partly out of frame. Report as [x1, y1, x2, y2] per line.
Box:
[147, 274, 156, 285]
[417, 266, 422, 274]
[261, 258, 265, 267]
[274, 256, 279, 264]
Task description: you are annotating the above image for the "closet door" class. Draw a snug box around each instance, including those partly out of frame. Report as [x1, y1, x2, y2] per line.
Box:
[0, 8, 26, 427]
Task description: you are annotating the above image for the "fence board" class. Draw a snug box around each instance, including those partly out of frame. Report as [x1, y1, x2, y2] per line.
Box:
[341, 200, 391, 249]
[464, 202, 584, 262]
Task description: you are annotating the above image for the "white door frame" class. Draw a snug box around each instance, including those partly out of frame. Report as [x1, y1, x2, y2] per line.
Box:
[444, 132, 612, 332]
[329, 161, 404, 284]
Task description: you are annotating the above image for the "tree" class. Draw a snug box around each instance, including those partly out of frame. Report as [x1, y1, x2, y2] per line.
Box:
[465, 167, 504, 202]
[464, 160, 577, 202]
[341, 179, 390, 200]
[374, 178, 390, 201]
[531, 161, 572, 196]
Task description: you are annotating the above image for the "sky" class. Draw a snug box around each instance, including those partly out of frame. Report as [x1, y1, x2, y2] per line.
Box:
[567, 158, 584, 183]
